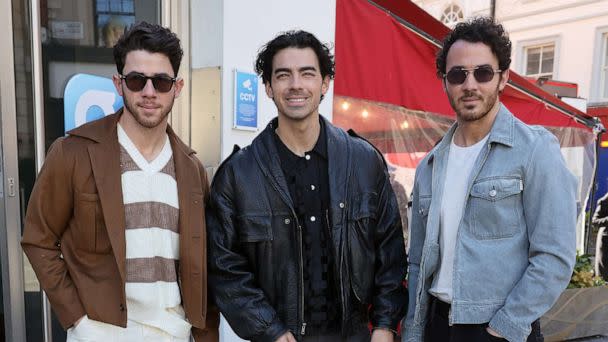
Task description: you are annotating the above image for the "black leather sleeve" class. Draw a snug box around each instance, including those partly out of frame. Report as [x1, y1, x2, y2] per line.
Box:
[206, 166, 288, 342]
[370, 160, 409, 331]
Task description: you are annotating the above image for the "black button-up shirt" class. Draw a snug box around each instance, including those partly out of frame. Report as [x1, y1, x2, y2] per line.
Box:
[274, 119, 339, 335]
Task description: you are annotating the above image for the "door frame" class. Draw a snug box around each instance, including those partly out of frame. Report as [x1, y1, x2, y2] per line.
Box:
[0, 0, 28, 341]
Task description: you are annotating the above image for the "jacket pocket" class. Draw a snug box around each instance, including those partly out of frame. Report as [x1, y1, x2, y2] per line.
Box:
[74, 192, 112, 253]
[349, 192, 378, 304]
[236, 215, 273, 242]
[469, 177, 523, 239]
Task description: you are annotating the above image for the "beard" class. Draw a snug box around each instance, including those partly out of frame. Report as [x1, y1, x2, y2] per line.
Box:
[449, 82, 500, 122]
[123, 94, 173, 129]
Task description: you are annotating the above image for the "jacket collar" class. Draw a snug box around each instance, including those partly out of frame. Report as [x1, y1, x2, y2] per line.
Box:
[252, 115, 350, 211]
[427, 103, 515, 164]
[68, 108, 195, 156]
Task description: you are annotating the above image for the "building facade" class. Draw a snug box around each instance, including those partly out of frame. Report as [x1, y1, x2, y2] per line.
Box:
[413, 0, 608, 105]
[0, 1, 335, 341]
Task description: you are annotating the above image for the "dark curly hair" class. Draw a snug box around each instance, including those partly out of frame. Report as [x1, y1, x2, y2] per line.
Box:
[255, 30, 335, 85]
[113, 21, 183, 76]
[436, 17, 512, 78]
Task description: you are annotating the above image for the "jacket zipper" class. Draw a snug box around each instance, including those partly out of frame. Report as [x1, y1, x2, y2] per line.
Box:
[293, 213, 306, 336]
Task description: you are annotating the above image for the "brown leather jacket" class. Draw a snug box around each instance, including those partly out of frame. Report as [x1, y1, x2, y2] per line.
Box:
[21, 111, 219, 341]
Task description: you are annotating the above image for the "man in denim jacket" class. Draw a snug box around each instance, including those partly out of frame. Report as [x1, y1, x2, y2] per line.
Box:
[402, 18, 577, 342]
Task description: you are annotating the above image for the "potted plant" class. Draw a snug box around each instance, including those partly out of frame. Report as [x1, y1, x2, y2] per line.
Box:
[540, 254, 608, 341]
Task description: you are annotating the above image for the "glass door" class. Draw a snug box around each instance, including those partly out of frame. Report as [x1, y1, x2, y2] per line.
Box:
[8, 1, 161, 341]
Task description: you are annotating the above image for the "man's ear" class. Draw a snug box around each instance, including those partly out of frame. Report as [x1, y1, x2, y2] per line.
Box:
[265, 81, 274, 99]
[113, 74, 124, 96]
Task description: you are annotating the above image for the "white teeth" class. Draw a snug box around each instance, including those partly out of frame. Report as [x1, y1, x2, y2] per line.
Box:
[287, 98, 305, 102]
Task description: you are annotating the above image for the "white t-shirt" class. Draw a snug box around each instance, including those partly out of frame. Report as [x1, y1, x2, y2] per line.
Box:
[429, 132, 489, 303]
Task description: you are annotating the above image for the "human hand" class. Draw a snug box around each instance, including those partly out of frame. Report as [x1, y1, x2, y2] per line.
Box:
[371, 328, 394, 342]
[486, 326, 503, 338]
[275, 331, 297, 342]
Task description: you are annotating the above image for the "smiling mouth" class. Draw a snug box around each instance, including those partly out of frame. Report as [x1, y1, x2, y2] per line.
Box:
[286, 98, 307, 104]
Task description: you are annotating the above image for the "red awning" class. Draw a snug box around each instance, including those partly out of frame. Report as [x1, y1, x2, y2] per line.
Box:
[334, 0, 592, 130]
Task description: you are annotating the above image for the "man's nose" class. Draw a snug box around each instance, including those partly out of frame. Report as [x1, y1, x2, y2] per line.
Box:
[289, 75, 304, 89]
[141, 79, 156, 96]
[461, 71, 478, 90]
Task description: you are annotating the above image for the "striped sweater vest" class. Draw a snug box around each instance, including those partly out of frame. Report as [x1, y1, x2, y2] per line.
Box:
[117, 125, 191, 338]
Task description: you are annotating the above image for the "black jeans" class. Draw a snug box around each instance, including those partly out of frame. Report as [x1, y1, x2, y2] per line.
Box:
[424, 297, 544, 342]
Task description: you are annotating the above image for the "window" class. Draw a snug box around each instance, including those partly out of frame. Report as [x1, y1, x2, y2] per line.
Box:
[524, 43, 555, 79]
[95, 0, 136, 47]
[601, 33, 608, 99]
[441, 4, 464, 27]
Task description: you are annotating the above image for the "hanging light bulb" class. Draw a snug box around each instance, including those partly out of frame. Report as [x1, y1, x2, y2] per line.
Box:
[341, 101, 350, 111]
[361, 110, 369, 118]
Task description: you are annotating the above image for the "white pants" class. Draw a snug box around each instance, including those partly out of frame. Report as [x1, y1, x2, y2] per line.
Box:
[66, 315, 192, 342]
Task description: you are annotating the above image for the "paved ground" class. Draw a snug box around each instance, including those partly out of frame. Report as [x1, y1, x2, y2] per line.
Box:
[569, 336, 608, 341]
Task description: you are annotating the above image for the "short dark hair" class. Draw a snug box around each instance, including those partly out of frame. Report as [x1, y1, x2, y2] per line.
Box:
[436, 17, 512, 78]
[113, 21, 183, 76]
[255, 30, 335, 85]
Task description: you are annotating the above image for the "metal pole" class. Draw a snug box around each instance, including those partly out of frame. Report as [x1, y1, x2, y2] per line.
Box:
[490, 0, 496, 19]
[28, 0, 52, 340]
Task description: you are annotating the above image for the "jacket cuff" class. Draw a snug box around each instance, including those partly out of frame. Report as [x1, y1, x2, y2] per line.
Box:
[401, 323, 423, 342]
[192, 326, 219, 342]
[489, 310, 531, 342]
[255, 315, 289, 342]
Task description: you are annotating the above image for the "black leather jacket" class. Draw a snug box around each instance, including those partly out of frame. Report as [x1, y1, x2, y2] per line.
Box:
[207, 117, 407, 342]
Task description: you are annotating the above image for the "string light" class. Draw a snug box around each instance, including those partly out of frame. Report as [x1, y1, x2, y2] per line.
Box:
[362, 110, 369, 118]
[341, 101, 350, 111]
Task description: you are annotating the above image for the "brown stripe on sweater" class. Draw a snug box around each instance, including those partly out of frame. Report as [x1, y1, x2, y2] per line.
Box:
[126, 257, 178, 283]
[159, 156, 175, 177]
[119, 146, 141, 172]
[124, 202, 179, 233]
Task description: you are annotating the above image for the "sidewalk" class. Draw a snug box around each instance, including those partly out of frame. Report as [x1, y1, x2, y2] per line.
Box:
[571, 336, 608, 341]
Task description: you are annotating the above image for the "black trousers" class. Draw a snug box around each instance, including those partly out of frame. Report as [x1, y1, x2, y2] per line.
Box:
[424, 297, 544, 342]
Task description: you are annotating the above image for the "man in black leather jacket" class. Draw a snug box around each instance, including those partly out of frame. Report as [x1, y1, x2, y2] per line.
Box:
[206, 30, 407, 342]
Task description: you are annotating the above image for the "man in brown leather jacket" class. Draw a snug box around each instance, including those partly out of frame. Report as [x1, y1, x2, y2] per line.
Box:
[21, 22, 218, 342]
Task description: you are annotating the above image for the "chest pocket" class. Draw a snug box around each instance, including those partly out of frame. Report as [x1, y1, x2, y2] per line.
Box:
[236, 215, 273, 242]
[74, 192, 112, 253]
[469, 177, 523, 239]
[348, 192, 378, 304]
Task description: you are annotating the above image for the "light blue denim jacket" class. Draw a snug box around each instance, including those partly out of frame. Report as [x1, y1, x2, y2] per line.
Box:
[402, 105, 577, 342]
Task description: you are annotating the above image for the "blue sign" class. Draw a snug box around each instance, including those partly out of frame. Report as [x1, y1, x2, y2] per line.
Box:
[233, 70, 258, 130]
[64, 73, 123, 133]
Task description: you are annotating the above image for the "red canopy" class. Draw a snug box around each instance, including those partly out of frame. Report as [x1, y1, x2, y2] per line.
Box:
[334, 0, 593, 130]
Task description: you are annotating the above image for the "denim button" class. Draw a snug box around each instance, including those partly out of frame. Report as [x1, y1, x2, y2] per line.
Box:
[489, 189, 497, 197]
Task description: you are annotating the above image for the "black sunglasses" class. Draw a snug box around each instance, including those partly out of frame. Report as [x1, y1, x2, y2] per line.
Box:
[444, 66, 502, 85]
[120, 73, 177, 93]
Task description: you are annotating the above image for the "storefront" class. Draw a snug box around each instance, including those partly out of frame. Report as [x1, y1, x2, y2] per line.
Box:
[0, 1, 335, 341]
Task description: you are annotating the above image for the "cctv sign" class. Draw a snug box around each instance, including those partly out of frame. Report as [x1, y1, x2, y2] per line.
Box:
[233, 70, 258, 131]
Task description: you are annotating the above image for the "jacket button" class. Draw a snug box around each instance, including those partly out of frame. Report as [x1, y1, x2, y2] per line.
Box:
[284, 218, 291, 224]
[119, 303, 125, 311]
[339, 202, 345, 209]
[489, 189, 497, 197]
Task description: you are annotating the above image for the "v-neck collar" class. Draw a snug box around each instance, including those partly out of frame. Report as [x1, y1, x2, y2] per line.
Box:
[117, 124, 172, 173]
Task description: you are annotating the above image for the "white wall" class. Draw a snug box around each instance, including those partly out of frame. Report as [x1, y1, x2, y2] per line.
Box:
[219, 0, 336, 160]
[502, 0, 608, 100]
